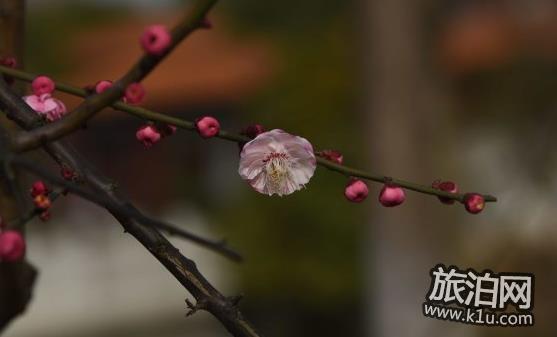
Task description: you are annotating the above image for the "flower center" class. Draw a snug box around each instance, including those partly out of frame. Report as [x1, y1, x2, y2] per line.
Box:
[263, 152, 290, 191]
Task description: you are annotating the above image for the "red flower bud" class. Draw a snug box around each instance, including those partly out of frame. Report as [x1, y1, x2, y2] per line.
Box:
[432, 180, 459, 204]
[30, 181, 48, 197]
[34, 194, 51, 210]
[379, 184, 406, 207]
[319, 150, 343, 165]
[0, 230, 25, 262]
[344, 179, 368, 203]
[464, 193, 485, 214]
[196, 116, 220, 138]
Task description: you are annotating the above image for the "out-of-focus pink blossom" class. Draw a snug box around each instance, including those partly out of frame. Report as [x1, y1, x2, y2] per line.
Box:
[0, 230, 25, 262]
[196, 116, 220, 138]
[0, 56, 17, 84]
[32, 75, 55, 95]
[23, 93, 67, 122]
[34, 194, 51, 210]
[140, 25, 172, 56]
[238, 129, 316, 196]
[30, 181, 48, 197]
[95, 80, 113, 94]
[136, 125, 161, 148]
[124, 82, 145, 105]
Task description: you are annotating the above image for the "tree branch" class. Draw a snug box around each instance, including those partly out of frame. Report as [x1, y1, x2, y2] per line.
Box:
[0, 81, 259, 335]
[8, 0, 219, 152]
[0, 65, 497, 203]
[6, 155, 259, 336]
[0, 78, 242, 261]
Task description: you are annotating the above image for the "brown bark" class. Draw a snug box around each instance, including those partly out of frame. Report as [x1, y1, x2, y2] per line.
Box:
[0, 0, 38, 334]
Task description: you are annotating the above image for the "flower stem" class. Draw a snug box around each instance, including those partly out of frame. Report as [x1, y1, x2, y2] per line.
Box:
[0, 65, 497, 203]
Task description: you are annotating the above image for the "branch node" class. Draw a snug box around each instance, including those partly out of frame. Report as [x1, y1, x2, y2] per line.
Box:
[185, 298, 208, 317]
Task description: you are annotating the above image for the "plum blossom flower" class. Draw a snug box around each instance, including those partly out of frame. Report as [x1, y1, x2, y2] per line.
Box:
[238, 129, 316, 196]
[23, 93, 67, 121]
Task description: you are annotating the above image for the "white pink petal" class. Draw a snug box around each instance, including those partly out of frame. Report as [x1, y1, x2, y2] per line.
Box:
[238, 129, 316, 196]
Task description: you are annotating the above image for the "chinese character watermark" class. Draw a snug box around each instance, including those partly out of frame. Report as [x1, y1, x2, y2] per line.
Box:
[423, 264, 534, 327]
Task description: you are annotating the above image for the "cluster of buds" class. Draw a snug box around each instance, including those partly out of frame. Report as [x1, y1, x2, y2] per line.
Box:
[136, 123, 177, 148]
[432, 180, 485, 214]
[30, 181, 52, 221]
[344, 178, 406, 207]
[93, 80, 146, 105]
[237, 132, 488, 214]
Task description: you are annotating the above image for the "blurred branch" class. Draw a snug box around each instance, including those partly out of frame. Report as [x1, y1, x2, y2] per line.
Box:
[0, 0, 38, 334]
[0, 65, 497, 203]
[0, 79, 242, 261]
[7, 157, 243, 262]
[11, 189, 63, 228]
[0, 77, 259, 336]
[8, 0, 218, 152]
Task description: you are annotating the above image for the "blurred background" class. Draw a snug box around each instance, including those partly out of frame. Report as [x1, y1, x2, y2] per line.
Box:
[2, 0, 557, 336]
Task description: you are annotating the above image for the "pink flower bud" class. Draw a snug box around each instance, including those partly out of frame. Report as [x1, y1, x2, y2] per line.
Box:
[32, 75, 55, 96]
[0, 56, 17, 68]
[136, 125, 161, 148]
[432, 180, 459, 204]
[1, 56, 17, 84]
[319, 150, 344, 165]
[196, 116, 220, 138]
[140, 24, 172, 56]
[34, 194, 51, 210]
[379, 184, 406, 207]
[124, 82, 145, 105]
[39, 211, 51, 222]
[0, 230, 25, 262]
[61, 166, 75, 180]
[95, 80, 113, 94]
[158, 124, 177, 137]
[241, 124, 265, 139]
[464, 193, 485, 214]
[30, 180, 48, 197]
[344, 179, 368, 202]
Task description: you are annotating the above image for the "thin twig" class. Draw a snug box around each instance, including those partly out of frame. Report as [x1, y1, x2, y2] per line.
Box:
[8, 0, 219, 152]
[0, 64, 497, 203]
[11, 189, 63, 228]
[0, 78, 242, 260]
[0, 78, 260, 336]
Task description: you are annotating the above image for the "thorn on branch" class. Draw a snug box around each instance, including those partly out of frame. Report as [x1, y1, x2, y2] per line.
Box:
[185, 298, 208, 317]
[228, 294, 243, 307]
